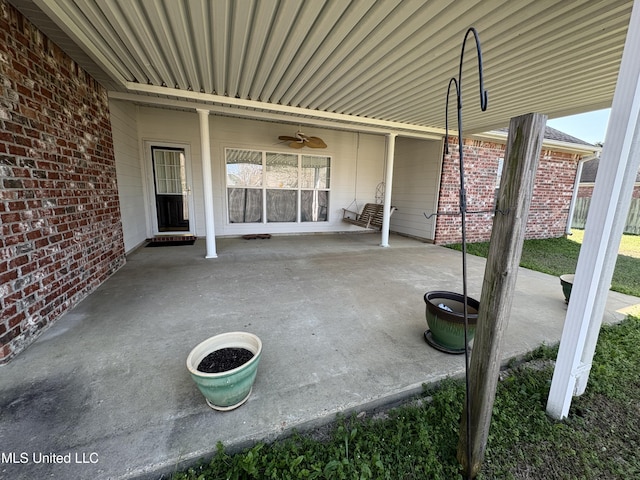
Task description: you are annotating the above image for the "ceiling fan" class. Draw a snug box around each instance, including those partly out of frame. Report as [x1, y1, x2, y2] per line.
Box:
[278, 131, 327, 149]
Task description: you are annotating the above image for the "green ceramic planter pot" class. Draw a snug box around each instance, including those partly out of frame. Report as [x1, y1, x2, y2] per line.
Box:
[560, 274, 574, 304]
[186, 332, 262, 411]
[424, 291, 480, 354]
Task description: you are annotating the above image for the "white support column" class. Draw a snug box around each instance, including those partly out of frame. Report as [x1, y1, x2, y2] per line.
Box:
[547, 0, 640, 420]
[380, 133, 397, 247]
[197, 108, 218, 259]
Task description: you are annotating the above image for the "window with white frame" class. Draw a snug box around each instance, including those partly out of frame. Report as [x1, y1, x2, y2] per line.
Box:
[494, 157, 504, 213]
[226, 148, 330, 223]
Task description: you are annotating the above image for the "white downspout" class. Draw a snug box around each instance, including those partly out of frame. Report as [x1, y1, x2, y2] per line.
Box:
[197, 109, 218, 258]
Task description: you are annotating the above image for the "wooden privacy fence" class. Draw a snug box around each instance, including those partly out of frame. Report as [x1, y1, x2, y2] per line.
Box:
[573, 196, 640, 234]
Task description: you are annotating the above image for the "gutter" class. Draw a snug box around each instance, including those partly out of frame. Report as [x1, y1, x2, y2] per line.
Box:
[471, 130, 601, 156]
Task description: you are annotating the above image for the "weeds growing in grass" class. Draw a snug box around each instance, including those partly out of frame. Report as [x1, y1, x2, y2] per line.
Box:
[173, 317, 640, 480]
[481, 316, 640, 479]
[173, 378, 468, 479]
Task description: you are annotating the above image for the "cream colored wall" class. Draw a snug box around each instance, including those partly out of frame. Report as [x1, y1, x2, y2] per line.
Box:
[390, 137, 443, 241]
[136, 107, 204, 235]
[133, 107, 388, 237]
[209, 116, 387, 235]
[350, 133, 388, 207]
[110, 99, 147, 252]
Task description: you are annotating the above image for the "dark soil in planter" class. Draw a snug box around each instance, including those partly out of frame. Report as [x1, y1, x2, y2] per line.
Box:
[197, 348, 254, 373]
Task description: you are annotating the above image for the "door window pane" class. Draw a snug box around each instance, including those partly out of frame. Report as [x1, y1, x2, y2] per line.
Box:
[154, 150, 185, 194]
[152, 147, 189, 232]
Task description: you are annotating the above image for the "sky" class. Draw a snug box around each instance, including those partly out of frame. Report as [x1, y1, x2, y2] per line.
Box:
[546, 108, 611, 145]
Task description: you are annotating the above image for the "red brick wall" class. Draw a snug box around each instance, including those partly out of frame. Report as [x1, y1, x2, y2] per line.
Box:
[0, 1, 125, 363]
[577, 184, 594, 198]
[434, 138, 502, 244]
[578, 184, 640, 199]
[434, 137, 580, 244]
[527, 149, 579, 239]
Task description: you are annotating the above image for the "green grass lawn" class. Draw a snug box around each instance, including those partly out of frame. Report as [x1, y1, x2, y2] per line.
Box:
[569, 228, 640, 258]
[171, 232, 640, 480]
[173, 316, 640, 480]
[451, 230, 640, 298]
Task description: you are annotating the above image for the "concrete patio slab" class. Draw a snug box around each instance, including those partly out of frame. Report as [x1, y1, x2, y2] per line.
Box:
[1, 233, 637, 480]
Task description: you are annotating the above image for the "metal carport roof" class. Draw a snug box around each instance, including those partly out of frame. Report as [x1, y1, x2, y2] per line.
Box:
[8, 0, 633, 135]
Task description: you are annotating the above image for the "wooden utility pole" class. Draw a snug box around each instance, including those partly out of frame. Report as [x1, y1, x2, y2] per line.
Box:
[458, 113, 546, 478]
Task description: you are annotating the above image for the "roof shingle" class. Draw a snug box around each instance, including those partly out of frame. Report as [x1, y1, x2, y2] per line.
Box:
[495, 126, 593, 147]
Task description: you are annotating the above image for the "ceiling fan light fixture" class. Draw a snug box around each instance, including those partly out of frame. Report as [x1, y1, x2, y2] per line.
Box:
[278, 130, 327, 149]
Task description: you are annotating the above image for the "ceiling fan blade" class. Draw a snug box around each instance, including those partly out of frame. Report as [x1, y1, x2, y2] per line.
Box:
[279, 135, 298, 142]
[307, 137, 327, 148]
[289, 141, 305, 149]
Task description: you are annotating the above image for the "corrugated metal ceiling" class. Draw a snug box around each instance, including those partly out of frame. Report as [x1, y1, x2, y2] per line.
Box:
[11, 0, 634, 135]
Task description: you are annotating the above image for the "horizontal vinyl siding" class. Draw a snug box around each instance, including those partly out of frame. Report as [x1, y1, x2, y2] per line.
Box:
[111, 100, 147, 253]
[209, 117, 387, 236]
[136, 108, 204, 236]
[134, 108, 387, 237]
[390, 137, 443, 241]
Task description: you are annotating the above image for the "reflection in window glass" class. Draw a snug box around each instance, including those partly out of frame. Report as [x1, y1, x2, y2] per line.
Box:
[226, 149, 262, 187]
[301, 190, 328, 222]
[266, 153, 298, 188]
[267, 190, 297, 222]
[225, 149, 330, 224]
[493, 157, 504, 214]
[301, 155, 330, 189]
[154, 150, 185, 194]
[228, 188, 263, 223]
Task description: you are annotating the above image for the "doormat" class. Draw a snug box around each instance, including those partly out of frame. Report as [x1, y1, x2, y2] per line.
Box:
[242, 234, 272, 240]
[146, 239, 196, 247]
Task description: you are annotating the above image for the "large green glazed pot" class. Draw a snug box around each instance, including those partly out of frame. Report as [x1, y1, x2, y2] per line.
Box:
[187, 332, 262, 411]
[560, 274, 575, 304]
[424, 291, 479, 353]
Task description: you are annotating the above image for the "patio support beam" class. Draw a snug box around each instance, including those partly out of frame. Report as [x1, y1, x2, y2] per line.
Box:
[547, 0, 640, 420]
[125, 83, 446, 138]
[197, 108, 218, 258]
[380, 133, 397, 247]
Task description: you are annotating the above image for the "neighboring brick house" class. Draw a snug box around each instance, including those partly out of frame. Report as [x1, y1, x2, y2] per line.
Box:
[0, 2, 599, 363]
[434, 127, 596, 244]
[0, 4, 125, 363]
[573, 158, 640, 234]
